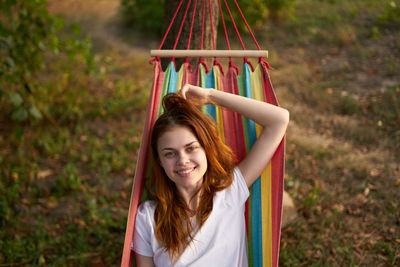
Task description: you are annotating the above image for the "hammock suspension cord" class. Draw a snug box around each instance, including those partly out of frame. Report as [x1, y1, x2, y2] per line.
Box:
[150, 0, 271, 72]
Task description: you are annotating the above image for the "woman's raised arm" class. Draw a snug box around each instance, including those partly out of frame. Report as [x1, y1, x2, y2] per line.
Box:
[180, 84, 289, 187]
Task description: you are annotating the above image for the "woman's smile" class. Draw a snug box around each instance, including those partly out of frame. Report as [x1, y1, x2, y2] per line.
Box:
[175, 167, 196, 176]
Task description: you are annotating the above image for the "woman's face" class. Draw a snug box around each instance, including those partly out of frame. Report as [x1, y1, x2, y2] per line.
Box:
[157, 126, 207, 196]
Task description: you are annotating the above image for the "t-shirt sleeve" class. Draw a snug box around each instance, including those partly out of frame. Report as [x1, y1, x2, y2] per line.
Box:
[224, 167, 250, 207]
[132, 202, 154, 257]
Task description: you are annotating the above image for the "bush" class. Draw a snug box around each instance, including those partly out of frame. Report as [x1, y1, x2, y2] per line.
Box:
[375, 1, 400, 28]
[120, 0, 164, 33]
[0, 0, 94, 129]
[265, 0, 296, 21]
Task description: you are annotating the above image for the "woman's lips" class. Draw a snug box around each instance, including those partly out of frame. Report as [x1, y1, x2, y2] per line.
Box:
[175, 167, 196, 176]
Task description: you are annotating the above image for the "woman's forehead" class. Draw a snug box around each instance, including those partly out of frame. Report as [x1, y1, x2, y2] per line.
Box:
[157, 126, 199, 150]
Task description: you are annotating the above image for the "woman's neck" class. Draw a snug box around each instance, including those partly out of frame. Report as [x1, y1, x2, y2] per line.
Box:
[178, 187, 202, 215]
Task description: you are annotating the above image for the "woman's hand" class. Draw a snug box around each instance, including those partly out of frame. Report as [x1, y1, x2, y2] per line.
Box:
[179, 84, 211, 105]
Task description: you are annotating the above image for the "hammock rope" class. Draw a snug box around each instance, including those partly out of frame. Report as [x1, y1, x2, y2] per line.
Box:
[184, 0, 198, 69]
[198, 0, 208, 72]
[171, 0, 192, 63]
[233, 0, 261, 50]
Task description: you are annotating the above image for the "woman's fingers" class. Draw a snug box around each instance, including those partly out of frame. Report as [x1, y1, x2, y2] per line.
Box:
[179, 84, 210, 104]
[179, 84, 188, 98]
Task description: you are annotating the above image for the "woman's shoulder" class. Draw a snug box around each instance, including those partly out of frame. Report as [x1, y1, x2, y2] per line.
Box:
[218, 166, 249, 206]
[137, 200, 157, 215]
[135, 200, 157, 229]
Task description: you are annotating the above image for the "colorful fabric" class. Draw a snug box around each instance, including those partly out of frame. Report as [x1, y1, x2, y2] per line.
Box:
[121, 61, 285, 267]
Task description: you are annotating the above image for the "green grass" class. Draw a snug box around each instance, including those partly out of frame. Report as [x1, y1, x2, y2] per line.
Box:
[0, 44, 151, 265]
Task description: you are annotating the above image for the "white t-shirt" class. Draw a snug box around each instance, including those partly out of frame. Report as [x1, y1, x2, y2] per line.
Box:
[132, 167, 250, 267]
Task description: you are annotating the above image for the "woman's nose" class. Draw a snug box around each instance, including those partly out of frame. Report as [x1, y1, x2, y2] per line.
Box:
[177, 152, 189, 165]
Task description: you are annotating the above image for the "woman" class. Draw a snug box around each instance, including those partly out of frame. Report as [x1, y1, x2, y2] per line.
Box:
[133, 84, 289, 266]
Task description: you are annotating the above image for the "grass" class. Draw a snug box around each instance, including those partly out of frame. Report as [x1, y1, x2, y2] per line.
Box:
[0, 0, 399, 265]
[0, 44, 151, 265]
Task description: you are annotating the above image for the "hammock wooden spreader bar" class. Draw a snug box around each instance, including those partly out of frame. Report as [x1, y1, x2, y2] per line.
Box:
[150, 49, 269, 58]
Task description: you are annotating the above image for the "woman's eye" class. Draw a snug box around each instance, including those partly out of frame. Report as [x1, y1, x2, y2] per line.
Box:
[164, 152, 175, 158]
[187, 146, 197, 152]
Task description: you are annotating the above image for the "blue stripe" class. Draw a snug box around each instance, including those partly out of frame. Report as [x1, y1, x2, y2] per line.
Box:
[205, 67, 216, 121]
[167, 62, 178, 93]
[243, 63, 262, 267]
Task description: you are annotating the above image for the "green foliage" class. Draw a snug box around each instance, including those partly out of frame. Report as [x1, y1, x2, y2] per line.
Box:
[265, 0, 296, 21]
[375, 1, 400, 28]
[120, 0, 164, 33]
[227, 0, 268, 31]
[0, 0, 94, 128]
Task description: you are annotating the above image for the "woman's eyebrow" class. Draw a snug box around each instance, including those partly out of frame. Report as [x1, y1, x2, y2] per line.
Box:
[184, 141, 199, 147]
[161, 141, 199, 151]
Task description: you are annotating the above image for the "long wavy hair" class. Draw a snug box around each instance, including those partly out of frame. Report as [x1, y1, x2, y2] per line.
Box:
[149, 93, 236, 261]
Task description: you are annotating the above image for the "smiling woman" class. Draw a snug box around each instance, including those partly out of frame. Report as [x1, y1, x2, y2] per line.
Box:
[157, 126, 208, 203]
[132, 85, 289, 267]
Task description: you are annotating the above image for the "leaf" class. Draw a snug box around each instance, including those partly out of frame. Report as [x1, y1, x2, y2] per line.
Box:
[11, 107, 28, 121]
[13, 126, 24, 141]
[5, 57, 15, 71]
[9, 92, 23, 107]
[70, 23, 81, 35]
[29, 105, 43, 120]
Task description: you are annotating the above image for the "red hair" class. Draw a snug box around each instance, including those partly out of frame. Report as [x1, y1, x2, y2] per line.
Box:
[149, 93, 236, 260]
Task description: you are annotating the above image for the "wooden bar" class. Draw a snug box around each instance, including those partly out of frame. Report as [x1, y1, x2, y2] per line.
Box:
[150, 49, 268, 58]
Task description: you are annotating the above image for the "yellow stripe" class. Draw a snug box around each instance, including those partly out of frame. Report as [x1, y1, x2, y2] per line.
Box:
[251, 65, 272, 267]
[176, 64, 185, 91]
[213, 66, 225, 142]
[263, 163, 272, 267]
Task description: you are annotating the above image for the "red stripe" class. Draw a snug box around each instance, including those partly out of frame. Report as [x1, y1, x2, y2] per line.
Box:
[260, 62, 284, 267]
[121, 62, 164, 266]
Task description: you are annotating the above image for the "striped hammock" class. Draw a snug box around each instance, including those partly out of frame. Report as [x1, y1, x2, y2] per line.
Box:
[121, 60, 285, 267]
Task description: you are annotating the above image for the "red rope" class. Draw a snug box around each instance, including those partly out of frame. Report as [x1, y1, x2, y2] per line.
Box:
[229, 59, 239, 74]
[233, 0, 261, 50]
[213, 58, 224, 75]
[157, 0, 184, 50]
[217, 0, 231, 50]
[150, 0, 184, 63]
[217, 0, 237, 73]
[222, 0, 245, 50]
[150, 0, 269, 72]
[171, 0, 192, 62]
[245, 58, 254, 71]
[208, 0, 216, 50]
[209, 0, 224, 73]
[198, 0, 208, 72]
[186, 0, 198, 51]
[199, 57, 209, 73]
[200, 0, 205, 50]
[260, 57, 274, 70]
[222, 0, 256, 71]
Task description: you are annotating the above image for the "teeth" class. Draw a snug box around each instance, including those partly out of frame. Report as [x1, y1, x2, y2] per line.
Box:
[177, 168, 194, 174]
